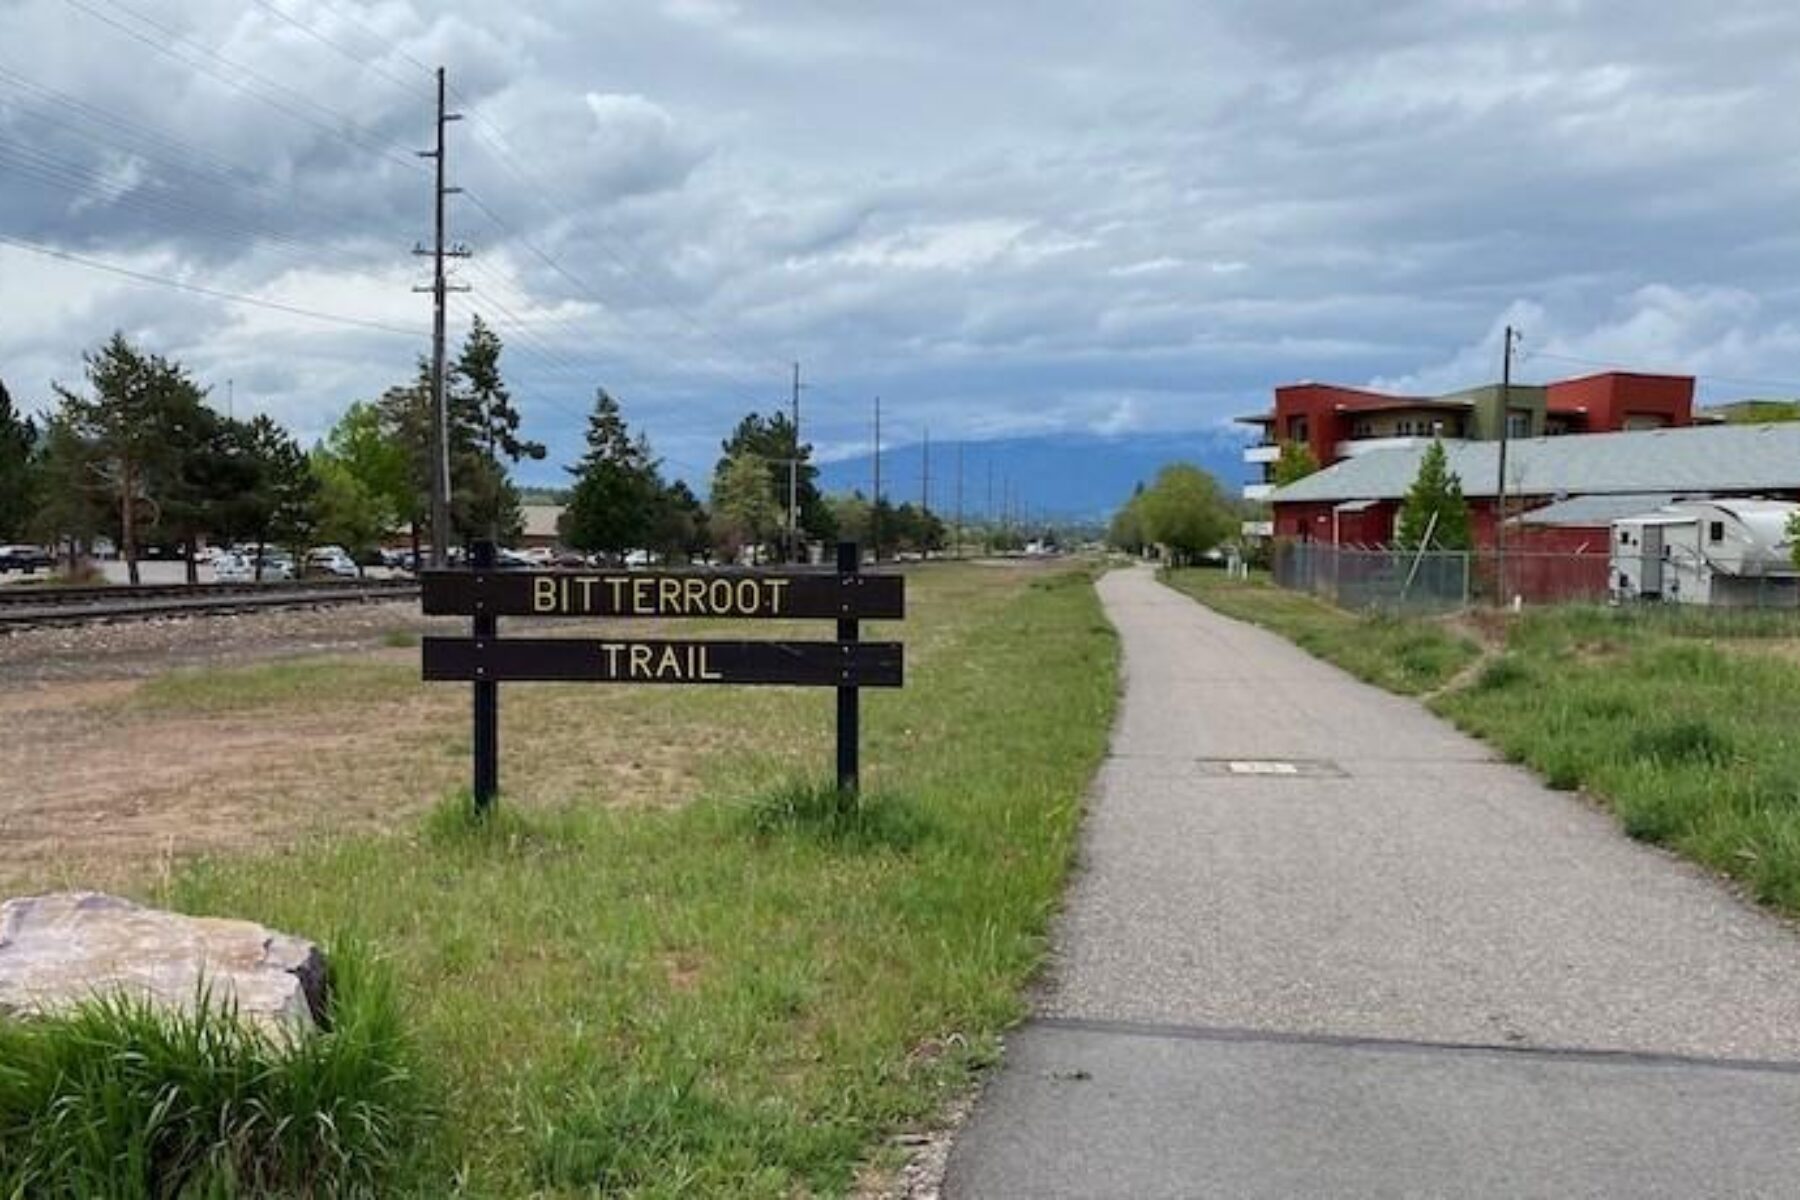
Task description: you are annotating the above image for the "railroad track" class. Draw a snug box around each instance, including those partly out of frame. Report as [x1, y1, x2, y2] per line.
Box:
[0, 578, 420, 629]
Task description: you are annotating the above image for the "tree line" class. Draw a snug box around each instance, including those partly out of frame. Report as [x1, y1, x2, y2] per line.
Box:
[0, 322, 978, 580]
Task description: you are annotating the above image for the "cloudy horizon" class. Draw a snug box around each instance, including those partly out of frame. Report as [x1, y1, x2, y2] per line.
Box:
[5, 0, 1800, 496]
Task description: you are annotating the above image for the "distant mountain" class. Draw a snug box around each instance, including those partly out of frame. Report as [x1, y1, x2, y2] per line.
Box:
[814, 430, 1253, 521]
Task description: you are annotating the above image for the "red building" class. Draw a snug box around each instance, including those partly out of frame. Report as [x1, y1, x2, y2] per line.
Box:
[1266, 421, 1800, 551]
[1240, 372, 1696, 500]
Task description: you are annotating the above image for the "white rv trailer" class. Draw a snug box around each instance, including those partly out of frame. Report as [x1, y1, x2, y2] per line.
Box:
[1611, 499, 1800, 607]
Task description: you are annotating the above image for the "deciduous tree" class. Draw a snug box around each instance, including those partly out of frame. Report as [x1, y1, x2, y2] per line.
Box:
[711, 451, 778, 563]
[1138, 463, 1234, 565]
[1107, 483, 1147, 554]
[1272, 441, 1320, 487]
[714, 411, 834, 558]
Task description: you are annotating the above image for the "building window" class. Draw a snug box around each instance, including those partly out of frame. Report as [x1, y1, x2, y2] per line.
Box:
[1506, 411, 1530, 438]
[1289, 416, 1309, 443]
[1709, 521, 1725, 543]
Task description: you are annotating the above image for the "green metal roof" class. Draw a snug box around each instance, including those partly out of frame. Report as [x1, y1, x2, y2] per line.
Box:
[1271, 423, 1800, 505]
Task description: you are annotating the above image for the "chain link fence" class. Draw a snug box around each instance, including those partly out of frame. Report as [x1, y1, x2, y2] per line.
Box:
[1271, 542, 1800, 614]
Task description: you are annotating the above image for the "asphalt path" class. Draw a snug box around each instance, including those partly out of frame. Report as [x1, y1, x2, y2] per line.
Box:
[944, 566, 1800, 1198]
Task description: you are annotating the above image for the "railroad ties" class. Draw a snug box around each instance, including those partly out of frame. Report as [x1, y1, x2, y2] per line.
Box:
[0, 579, 420, 631]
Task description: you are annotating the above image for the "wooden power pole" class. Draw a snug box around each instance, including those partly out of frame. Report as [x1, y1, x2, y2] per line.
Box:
[1495, 324, 1520, 596]
[415, 66, 467, 568]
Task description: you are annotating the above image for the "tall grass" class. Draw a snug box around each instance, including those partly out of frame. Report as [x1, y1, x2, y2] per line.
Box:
[1433, 606, 1800, 910]
[1160, 569, 1478, 693]
[0, 940, 423, 1198]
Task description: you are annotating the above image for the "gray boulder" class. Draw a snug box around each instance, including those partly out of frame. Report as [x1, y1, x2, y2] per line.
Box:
[0, 892, 326, 1036]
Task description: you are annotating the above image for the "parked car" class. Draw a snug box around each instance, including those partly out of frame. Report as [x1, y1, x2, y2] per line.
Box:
[212, 554, 255, 583]
[254, 554, 296, 581]
[0, 545, 53, 574]
[304, 548, 359, 578]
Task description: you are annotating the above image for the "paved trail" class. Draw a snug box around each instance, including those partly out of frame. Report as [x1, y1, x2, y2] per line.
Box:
[945, 567, 1800, 1198]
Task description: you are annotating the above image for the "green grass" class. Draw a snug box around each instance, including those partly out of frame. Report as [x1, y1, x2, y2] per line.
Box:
[1167, 569, 1800, 919]
[136, 563, 1117, 1195]
[0, 940, 423, 1198]
[1432, 605, 1800, 910]
[1160, 568, 1479, 694]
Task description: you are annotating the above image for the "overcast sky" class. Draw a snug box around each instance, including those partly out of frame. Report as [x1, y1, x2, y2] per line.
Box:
[4, 0, 1800, 489]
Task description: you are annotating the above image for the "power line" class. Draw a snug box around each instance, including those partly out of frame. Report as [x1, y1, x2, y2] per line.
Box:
[0, 136, 405, 289]
[198, 0, 845, 423]
[0, 233, 425, 337]
[1522, 349, 1800, 397]
[59, 0, 426, 174]
[242, 0, 428, 99]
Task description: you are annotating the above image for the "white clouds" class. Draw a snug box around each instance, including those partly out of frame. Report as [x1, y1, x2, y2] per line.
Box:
[4, 0, 1800, 492]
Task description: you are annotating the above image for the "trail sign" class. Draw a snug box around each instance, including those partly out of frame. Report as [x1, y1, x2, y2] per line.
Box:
[422, 569, 903, 620]
[422, 541, 903, 811]
[422, 637, 904, 687]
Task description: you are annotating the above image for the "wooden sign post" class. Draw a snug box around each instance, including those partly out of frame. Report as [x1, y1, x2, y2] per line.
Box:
[421, 541, 903, 812]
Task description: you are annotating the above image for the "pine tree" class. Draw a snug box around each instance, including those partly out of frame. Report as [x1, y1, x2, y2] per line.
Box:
[455, 316, 545, 465]
[28, 413, 105, 571]
[0, 377, 37, 542]
[238, 414, 317, 571]
[562, 388, 663, 560]
[52, 334, 209, 584]
[451, 318, 540, 541]
[1395, 440, 1472, 551]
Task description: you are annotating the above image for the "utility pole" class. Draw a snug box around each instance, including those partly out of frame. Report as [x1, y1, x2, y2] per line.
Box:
[415, 66, 468, 569]
[954, 442, 964, 559]
[871, 395, 882, 561]
[788, 361, 804, 562]
[1495, 324, 1520, 598]
[920, 427, 932, 560]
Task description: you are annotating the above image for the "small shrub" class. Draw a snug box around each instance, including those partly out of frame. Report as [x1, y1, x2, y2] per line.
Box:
[421, 792, 572, 857]
[1471, 657, 1531, 693]
[0, 940, 424, 1198]
[740, 780, 934, 852]
[1627, 718, 1733, 766]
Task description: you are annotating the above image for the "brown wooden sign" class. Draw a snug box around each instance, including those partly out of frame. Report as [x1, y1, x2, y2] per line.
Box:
[423, 636, 904, 687]
[421, 569, 904, 620]
[426, 542, 900, 813]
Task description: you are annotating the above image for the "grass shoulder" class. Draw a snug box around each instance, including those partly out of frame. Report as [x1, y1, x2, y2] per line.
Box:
[1158, 567, 1478, 694]
[1164, 565, 1800, 920]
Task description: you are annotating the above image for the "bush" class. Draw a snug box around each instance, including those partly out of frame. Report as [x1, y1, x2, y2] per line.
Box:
[0, 940, 424, 1198]
[739, 779, 934, 852]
